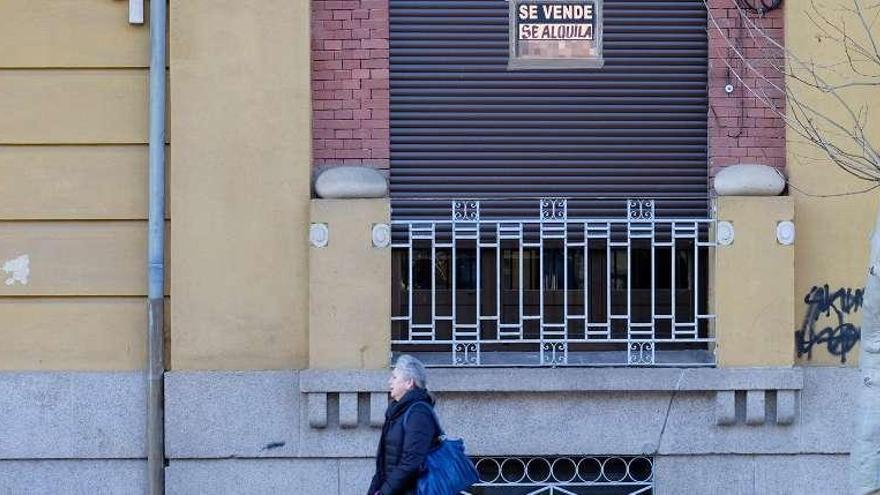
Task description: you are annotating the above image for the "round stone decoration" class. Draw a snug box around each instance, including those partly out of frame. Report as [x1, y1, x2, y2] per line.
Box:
[309, 223, 329, 248]
[314, 166, 389, 199]
[776, 220, 795, 245]
[372, 223, 391, 248]
[717, 221, 735, 246]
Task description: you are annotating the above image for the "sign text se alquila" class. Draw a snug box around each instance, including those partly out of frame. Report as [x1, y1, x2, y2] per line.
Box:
[509, 0, 603, 69]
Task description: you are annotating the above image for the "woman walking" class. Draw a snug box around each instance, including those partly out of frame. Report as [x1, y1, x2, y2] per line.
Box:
[368, 355, 440, 495]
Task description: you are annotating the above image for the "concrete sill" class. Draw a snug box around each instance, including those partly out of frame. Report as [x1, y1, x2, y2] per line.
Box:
[301, 367, 804, 429]
[300, 367, 803, 394]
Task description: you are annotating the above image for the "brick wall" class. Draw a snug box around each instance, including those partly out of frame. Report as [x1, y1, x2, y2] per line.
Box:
[311, 0, 784, 179]
[707, 1, 786, 176]
[312, 0, 390, 169]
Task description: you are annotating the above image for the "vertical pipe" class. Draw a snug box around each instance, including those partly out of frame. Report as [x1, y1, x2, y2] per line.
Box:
[452, 224, 457, 362]
[475, 222, 481, 364]
[671, 222, 677, 339]
[495, 224, 500, 334]
[407, 228, 413, 339]
[649, 224, 656, 365]
[627, 223, 632, 341]
[146, 0, 168, 493]
[563, 224, 568, 333]
[518, 223, 523, 339]
[584, 226, 589, 335]
[539, 222, 545, 363]
[431, 224, 436, 340]
[693, 222, 699, 334]
[605, 225, 611, 339]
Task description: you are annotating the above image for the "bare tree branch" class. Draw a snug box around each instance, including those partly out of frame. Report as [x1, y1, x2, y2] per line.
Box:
[705, 0, 880, 183]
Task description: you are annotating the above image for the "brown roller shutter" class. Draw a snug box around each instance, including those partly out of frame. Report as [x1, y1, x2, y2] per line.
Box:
[390, 0, 709, 219]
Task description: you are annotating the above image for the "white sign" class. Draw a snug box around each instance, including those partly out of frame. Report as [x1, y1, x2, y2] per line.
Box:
[509, 0, 603, 69]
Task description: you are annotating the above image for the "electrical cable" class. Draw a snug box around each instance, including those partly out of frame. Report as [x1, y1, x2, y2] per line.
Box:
[734, 0, 783, 16]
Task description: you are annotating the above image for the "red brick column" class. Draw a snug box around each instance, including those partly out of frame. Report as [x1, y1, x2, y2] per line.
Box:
[312, 0, 390, 169]
[707, 1, 785, 177]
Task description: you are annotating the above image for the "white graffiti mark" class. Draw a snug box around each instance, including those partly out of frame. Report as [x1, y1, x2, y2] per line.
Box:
[3, 254, 30, 286]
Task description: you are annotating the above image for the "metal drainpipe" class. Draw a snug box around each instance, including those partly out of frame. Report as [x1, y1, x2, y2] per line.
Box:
[146, 0, 168, 492]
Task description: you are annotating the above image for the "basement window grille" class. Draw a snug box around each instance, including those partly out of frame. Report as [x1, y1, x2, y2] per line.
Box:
[391, 198, 715, 367]
[464, 455, 653, 494]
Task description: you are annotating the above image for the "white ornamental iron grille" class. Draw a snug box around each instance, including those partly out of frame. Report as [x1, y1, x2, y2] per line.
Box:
[462, 456, 653, 495]
[391, 198, 715, 367]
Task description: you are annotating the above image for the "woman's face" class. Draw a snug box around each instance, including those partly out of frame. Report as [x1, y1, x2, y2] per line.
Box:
[388, 368, 414, 401]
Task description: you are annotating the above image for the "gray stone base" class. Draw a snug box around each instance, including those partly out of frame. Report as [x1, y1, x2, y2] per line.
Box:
[654, 454, 849, 494]
[0, 373, 147, 493]
[0, 368, 857, 494]
[165, 459, 373, 495]
[0, 372, 144, 458]
[0, 460, 145, 495]
[161, 455, 851, 494]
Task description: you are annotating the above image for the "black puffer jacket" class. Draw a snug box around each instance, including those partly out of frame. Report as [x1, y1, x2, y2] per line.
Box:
[368, 387, 439, 495]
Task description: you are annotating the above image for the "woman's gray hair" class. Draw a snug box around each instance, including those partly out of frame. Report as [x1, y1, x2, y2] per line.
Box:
[393, 354, 428, 389]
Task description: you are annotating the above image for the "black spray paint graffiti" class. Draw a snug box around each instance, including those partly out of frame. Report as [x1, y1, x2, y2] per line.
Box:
[795, 284, 864, 363]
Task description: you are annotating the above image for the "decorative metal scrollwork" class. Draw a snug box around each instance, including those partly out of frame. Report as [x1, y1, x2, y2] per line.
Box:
[452, 200, 480, 222]
[454, 343, 479, 366]
[540, 198, 567, 221]
[627, 199, 655, 221]
[628, 341, 654, 365]
[469, 456, 654, 492]
[541, 342, 567, 365]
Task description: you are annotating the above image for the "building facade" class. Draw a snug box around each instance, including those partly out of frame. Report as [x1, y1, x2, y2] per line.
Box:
[0, 0, 874, 493]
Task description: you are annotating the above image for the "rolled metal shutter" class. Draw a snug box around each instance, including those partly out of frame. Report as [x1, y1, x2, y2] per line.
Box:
[389, 0, 709, 219]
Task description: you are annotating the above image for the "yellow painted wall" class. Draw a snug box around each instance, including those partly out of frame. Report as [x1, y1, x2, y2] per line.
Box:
[786, 0, 880, 366]
[0, 0, 156, 370]
[309, 199, 391, 370]
[0, 146, 170, 220]
[0, 222, 169, 296]
[0, 0, 312, 371]
[0, 299, 147, 371]
[715, 197, 794, 367]
[169, 0, 312, 370]
[0, 70, 149, 144]
[0, 0, 149, 68]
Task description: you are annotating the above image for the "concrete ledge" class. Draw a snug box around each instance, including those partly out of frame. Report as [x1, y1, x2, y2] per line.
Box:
[307, 392, 328, 429]
[777, 390, 797, 425]
[0, 372, 144, 459]
[162, 367, 852, 459]
[0, 460, 146, 495]
[300, 367, 804, 393]
[658, 367, 855, 455]
[369, 393, 387, 427]
[746, 390, 766, 425]
[715, 391, 736, 426]
[302, 368, 805, 431]
[339, 392, 359, 428]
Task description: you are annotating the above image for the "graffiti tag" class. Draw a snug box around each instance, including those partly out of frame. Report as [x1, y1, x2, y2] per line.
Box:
[795, 284, 863, 363]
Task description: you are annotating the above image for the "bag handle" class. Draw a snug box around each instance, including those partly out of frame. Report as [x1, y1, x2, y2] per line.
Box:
[403, 402, 446, 438]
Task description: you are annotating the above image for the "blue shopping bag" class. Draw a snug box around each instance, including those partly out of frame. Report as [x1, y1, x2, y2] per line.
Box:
[404, 403, 479, 495]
